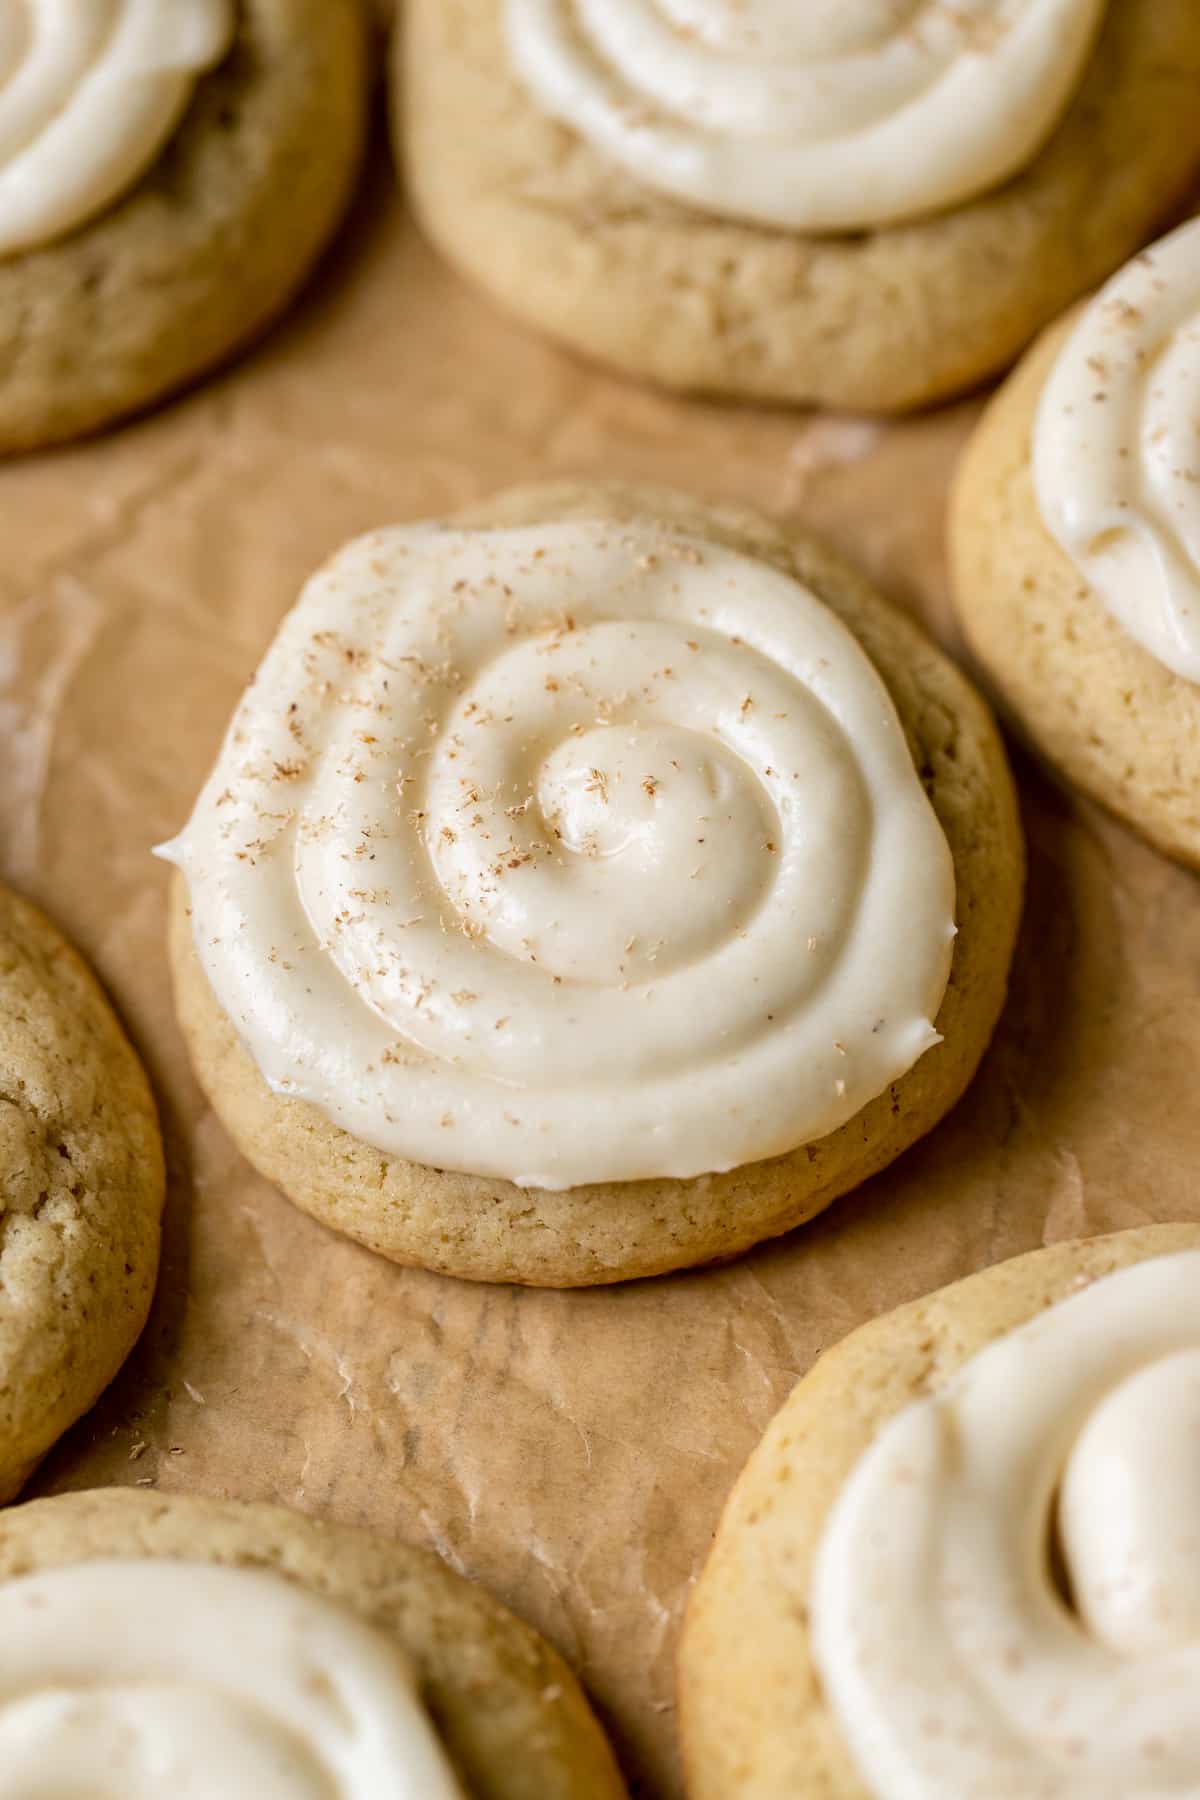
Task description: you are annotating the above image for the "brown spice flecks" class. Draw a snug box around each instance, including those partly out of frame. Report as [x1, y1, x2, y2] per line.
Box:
[1103, 297, 1143, 327]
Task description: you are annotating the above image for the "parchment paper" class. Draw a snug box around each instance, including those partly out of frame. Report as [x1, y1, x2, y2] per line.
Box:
[3, 139, 1200, 1799]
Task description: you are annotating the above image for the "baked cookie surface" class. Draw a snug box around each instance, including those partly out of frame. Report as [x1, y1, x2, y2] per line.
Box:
[0, 0, 367, 454]
[166, 482, 1023, 1286]
[951, 304, 1200, 869]
[400, 1, 1200, 413]
[0, 1487, 626, 1799]
[0, 885, 163, 1503]
[678, 1223, 1200, 1799]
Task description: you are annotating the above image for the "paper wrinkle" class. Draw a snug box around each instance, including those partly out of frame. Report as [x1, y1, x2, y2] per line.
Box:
[0, 164, 1195, 1800]
[787, 417, 887, 482]
[0, 576, 108, 855]
[254, 1312, 363, 1419]
[1042, 1148, 1091, 1243]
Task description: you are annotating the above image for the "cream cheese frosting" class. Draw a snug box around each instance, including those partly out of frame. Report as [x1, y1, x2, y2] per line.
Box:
[0, 0, 234, 259]
[0, 1558, 465, 1796]
[811, 1250, 1200, 1800]
[159, 519, 955, 1191]
[1034, 216, 1200, 685]
[502, 0, 1104, 233]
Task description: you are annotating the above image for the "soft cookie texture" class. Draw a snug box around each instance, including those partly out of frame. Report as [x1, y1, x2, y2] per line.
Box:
[0, 0, 367, 454]
[167, 482, 1023, 1287]
[400, 2, 1200, 413]
[678, 1223, 1200, 1800]
[0, 886, 163, 1503]
[951, 314, 1200, 868]
[0, 1487, 626, 1800]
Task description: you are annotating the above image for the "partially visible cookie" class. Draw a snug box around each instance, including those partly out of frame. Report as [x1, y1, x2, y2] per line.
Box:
[163, 481, 1023, 1286]
[0, 1487, 626, 1799]
[0, 885, 163, 1502]
[0, 0, 368, 454]
[400, 1, 1200, 412]
[951, 217, 1200, 868]
[679, 1224, 1200, 1799]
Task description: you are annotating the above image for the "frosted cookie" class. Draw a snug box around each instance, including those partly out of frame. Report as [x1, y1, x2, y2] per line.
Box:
[160, 482, 1023, 1286]
[0, 0, 367, 454]
[0, 884, 163, 1502]
[679, 1223, 1200, 1799]
[0, 1487, 626, 1798]
[951, 216, 1200, 867]
[399, 2, 1200, 414]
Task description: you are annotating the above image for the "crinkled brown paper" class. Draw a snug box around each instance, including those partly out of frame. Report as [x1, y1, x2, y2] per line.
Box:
[3, 142, 1200, 1799]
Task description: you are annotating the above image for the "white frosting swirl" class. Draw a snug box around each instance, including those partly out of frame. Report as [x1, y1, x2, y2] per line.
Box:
[1034, 216, 1200, 685]
[0, 0, 234, 258]
[0, 1559, 464, 1797]
[811, 1251, 1200, 1800]
[502, 0, 1104, 232]
[160, 519, 955, 1190]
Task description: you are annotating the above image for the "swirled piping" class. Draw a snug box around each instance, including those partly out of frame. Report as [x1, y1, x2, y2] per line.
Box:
[1034, 216, 1200, 685]
[159, 519, 955, 1190]
[811, 1250, 1200, 1800]
[0, 0, 233, 258]
[502, 0, 1103, 232]
[0, 1560, 464, 1796]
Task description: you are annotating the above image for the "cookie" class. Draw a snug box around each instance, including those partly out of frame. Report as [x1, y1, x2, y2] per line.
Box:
[0, 1487, 625, 1798]
[0, 0, 367, 455]
[950, 216, 1200, 868]
[399, 1, 1200, 413]
[0, 884, 163, 1502]
[679, 1223, 1200, 1799]
[162, 481, 1022, 1286]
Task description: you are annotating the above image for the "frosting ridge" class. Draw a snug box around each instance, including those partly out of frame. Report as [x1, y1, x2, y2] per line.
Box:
[0, 0, 234, 258]
[812, 1251, 1200, 1799]
[1034, 215, 1200, 684]
[0, 1559, 464, 1797]
[503, 0, 1104, 232]
[160, 519, 955, 1190]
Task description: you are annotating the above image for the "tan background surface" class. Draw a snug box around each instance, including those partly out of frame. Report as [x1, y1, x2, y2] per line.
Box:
[2, 137, 1198, 1798]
